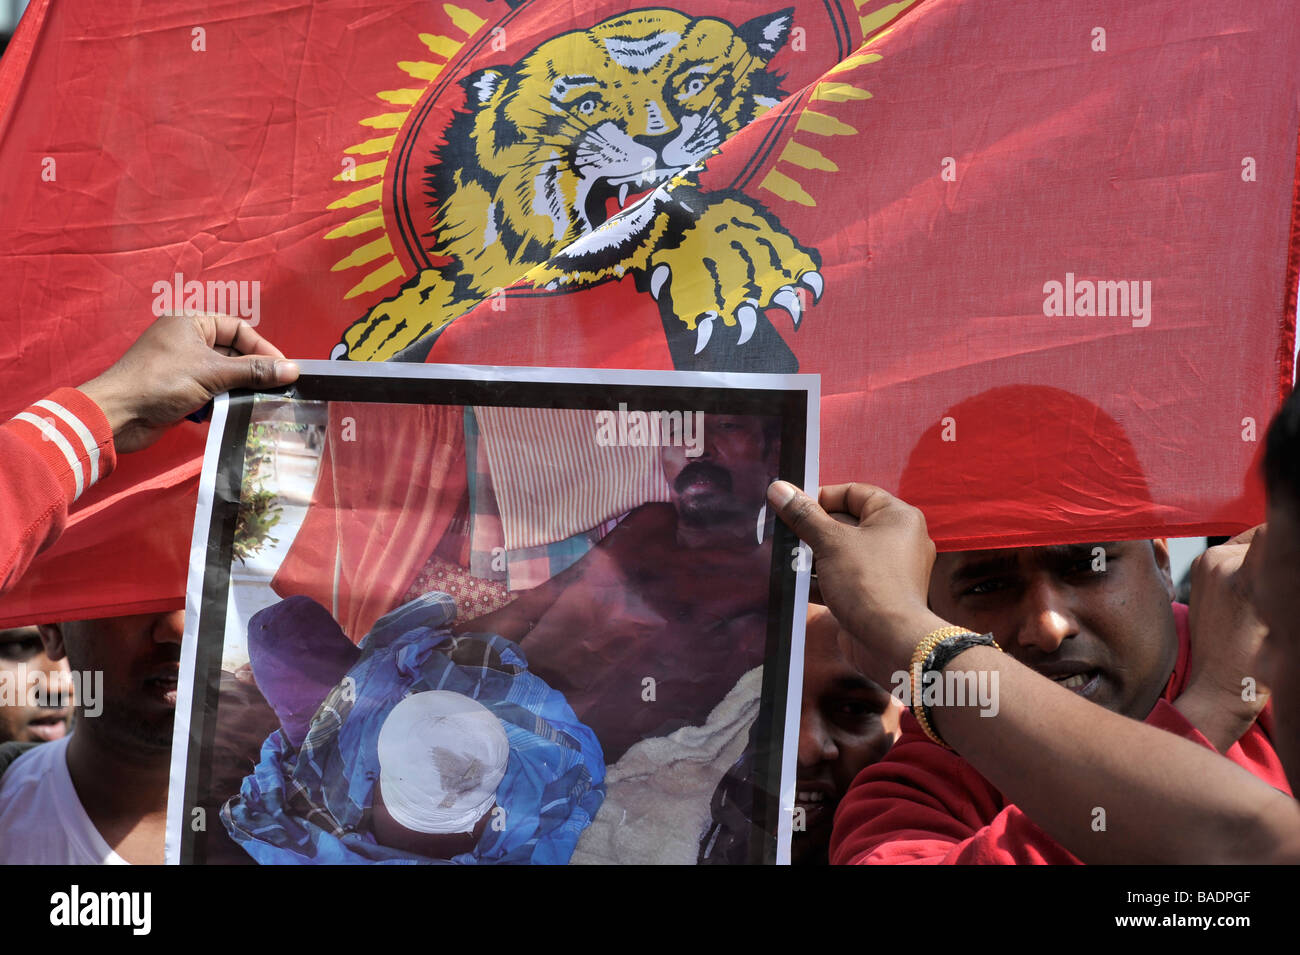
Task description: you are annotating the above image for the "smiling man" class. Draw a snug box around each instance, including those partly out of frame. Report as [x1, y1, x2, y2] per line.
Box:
[0, 611, 182, 864]
[794, 602, 900, 864]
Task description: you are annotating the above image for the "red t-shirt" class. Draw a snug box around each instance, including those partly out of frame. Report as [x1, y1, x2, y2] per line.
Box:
[829, 603, 1293, 864]
[0, 388, 115, 597]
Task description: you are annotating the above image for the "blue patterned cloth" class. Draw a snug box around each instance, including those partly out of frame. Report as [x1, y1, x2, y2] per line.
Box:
[222, 591, 606, 864]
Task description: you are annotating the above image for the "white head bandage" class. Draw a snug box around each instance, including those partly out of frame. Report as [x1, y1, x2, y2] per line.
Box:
[377, 690, 510, 835]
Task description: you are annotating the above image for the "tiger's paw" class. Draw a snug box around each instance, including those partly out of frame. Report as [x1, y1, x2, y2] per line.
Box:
[647, 198, 822, 355]
[336, 269, 463, 362]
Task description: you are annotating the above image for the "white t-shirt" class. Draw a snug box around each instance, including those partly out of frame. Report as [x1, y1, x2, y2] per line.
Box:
[0, 736, 128, 864]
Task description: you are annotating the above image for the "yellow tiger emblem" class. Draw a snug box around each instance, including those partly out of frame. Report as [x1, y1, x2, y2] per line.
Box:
[337, 7, 822, 363]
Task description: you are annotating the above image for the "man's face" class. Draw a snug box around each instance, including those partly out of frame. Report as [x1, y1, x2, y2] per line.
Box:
[1254, 501, 1300, 793]
[41, 611, 183, 750]
[659, 414, 775, 528]
[794, 604, 900, 864]
[929, 541, 1178, 719]
[0, 627, 71, 743]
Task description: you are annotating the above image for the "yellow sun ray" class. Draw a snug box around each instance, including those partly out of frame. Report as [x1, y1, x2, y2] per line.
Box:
[813, 83, 872, 102]
[444, 4, 486, 35]
[325, 210, 386, 241]
[378, 88, 426, 105]
[334, 159, 386, 183]
[418, 33, 461, 58]
[398, 60, 446, 82]
[855, 0, 920, 39]
[795, 111, 858, 137]
[360, 112, 411, 130]
[779, 140, 838, 172]
[331, 235, 396, 272]
[327, 184, 383, 210]
[344, 259, 407, 300]
[345, 136, 397, 156]
[760, 169, 816, 207]
[824, 51, 882, 78]
[328, 15, 490, 306]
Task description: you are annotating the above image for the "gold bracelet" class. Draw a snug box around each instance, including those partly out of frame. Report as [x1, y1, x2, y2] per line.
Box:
[909, 626, 999, 750]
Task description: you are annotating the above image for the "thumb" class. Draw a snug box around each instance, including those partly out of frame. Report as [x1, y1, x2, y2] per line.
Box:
[767, 480, 842, 552]
[212, 355, 300, 393]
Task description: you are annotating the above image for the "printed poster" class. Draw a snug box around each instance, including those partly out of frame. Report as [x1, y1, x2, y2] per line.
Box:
[165, 361, 818, 865]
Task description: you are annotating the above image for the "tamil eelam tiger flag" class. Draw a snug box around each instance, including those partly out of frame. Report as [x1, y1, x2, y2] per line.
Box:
[0, 0, 1296, 625]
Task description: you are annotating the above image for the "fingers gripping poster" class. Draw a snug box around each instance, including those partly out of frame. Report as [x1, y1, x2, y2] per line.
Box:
[166, 362, 817, 864]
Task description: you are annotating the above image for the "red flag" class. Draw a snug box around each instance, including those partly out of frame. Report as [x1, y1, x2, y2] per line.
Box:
[420, 0, 1300, 546]
[0, 0, 1296, 624]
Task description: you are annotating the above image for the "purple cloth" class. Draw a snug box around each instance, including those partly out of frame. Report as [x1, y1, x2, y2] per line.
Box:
[248, 596, 360, 748]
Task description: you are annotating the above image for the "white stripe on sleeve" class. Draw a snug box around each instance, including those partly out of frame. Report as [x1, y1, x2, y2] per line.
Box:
[33, 399, 101, 485]
[14, 411, 85, 501]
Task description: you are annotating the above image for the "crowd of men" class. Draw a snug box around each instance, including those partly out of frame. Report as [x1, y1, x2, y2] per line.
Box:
[0, 312, 1297, 865]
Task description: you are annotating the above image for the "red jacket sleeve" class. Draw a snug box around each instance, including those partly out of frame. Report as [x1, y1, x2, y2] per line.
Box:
[0, 387, 116, 597]
[832, 602, 1291, 865]
[1144, 699, 1293, 795]
[828, 717, 1083, 865]
[831, 699, 1291, 865]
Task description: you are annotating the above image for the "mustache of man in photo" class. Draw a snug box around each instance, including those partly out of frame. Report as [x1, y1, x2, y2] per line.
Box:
[673, 460, 740, 524]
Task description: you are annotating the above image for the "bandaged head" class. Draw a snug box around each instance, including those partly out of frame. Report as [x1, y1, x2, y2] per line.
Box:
[376, 690, 509, 835]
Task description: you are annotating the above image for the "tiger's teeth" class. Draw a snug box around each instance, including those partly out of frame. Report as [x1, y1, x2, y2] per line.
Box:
[649, 264, 670, 301]
[618, 183, 629, 207]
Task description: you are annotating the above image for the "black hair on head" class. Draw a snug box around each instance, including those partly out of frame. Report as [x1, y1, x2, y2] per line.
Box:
[1264, 387, 1300, 511]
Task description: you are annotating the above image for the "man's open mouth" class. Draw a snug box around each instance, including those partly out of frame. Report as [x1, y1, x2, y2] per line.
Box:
[145, 673, 179, 705]
[1047, 669, 1101, 696]
[795, 783, 837, 829]
[675, 461, 732, 495]
[27, 712, 68, 741]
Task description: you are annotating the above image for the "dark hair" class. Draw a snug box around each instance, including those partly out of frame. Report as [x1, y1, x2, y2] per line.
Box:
[1264, 387, 1300, 510]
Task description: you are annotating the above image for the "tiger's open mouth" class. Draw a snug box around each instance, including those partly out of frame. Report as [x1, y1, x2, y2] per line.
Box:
[584, 171, 675, 228]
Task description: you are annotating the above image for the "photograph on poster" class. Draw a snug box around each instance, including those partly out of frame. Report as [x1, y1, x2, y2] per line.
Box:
[166, 362, 818, 865]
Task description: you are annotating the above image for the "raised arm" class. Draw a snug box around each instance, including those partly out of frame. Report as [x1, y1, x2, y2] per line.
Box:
[768, 480, 1300, 864]
[0, 313, 298, 597]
